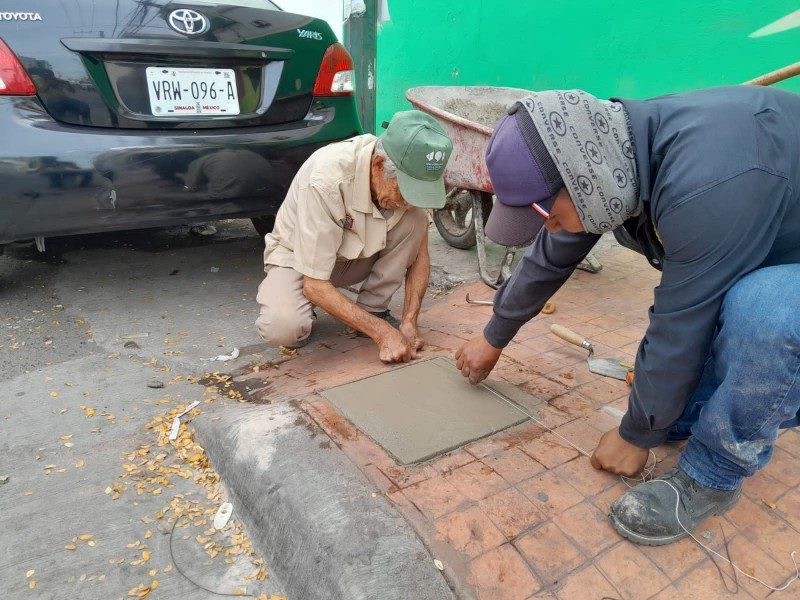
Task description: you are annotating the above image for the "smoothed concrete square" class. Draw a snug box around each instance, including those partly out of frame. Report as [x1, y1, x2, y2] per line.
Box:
[321, 357, 531, 464]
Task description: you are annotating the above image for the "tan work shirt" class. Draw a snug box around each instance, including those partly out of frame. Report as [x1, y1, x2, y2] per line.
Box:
[263, 134, 409, 280]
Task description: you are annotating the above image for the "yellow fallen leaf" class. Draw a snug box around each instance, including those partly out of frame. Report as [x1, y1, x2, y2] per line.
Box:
[60, 435, 73, 441]
[50, 392, 58, 397]
[65, 545, 76, 551]
[163, 565, 173, 573]
[148, 569, 157, 577]
[145, 530, 152, 539]
[151, 580, 159, 590]
[24, 491, 32, 496]
[762, 498, 778, 510]
[142, 550, 152, 561]
[78, 534, 93, 540]
[25, 569, 34, 578]
[87, 541, 96, 547]
[104, 486, 112, 495]
[29, 580, 36, 589]
[75, 460, 85, 468]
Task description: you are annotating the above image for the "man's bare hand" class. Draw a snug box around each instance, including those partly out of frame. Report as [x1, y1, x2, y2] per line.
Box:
[454, 336, 502, 385]
[378, 327, 417, 363]
[590, 427, 650, 477]
[399, 321, 425, 351]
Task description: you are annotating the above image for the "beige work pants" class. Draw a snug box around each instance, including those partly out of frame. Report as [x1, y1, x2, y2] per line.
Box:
[255, 209, 428, 346]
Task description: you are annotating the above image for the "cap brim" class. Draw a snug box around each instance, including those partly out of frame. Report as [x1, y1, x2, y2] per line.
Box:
[485, 202, 545, 246]
[395, 169, 447, 209]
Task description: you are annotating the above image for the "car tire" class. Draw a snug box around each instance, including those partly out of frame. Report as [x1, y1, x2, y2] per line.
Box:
[433, 188, 493, 250]
[251, 215, 276, 240]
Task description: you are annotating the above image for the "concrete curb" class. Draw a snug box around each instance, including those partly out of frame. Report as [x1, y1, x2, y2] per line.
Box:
[195, 401, 456, 600]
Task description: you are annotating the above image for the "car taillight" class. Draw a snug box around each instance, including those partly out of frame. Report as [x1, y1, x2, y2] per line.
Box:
[0, 38, 35, 96]
[313, 43, 354, 97]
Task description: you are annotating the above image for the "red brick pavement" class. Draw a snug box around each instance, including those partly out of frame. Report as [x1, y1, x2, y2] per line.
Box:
[244, 243, 800, 599]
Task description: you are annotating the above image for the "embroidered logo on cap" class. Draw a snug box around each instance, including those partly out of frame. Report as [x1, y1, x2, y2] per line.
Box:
[425, 151, 446, 172]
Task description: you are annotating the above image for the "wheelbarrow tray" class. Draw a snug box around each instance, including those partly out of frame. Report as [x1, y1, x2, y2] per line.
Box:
[406, 86, 532, 192]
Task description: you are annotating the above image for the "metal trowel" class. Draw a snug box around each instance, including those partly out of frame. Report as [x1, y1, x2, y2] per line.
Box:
[550, 324, 634, 384]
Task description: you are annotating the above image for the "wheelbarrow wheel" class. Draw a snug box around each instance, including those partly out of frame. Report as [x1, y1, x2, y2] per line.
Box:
[433, 188, 493, 250]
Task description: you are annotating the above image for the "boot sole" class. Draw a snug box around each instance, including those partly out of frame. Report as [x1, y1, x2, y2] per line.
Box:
[609, 486, 742, 546]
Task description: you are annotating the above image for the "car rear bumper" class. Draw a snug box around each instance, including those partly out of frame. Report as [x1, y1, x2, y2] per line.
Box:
[0, 97, 360, 243]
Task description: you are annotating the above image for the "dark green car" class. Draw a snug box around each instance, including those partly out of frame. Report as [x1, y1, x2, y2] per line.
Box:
[0, 0, 362, 247]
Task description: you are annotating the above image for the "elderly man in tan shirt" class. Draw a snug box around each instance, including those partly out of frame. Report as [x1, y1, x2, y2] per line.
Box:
[256, 111, 452, 363]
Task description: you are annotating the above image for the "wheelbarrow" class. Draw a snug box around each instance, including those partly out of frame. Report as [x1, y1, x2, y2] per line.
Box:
[407, 62, 800, 288]
[406, 85, 602, 288]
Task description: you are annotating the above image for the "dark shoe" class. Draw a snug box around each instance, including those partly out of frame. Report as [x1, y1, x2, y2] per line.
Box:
[355, 310, 400, 338]
[609, 466, 742, 546]
[281, 311, 317, 349]
[282, 335, 311, 350]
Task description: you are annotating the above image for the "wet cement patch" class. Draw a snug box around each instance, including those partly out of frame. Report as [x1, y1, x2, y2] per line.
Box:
[320, 357, 530, 464]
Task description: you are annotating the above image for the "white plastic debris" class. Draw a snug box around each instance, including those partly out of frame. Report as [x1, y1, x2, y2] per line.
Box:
[205, 347, 239, 362]
[214, 502, 233, 530]
[168, 418, 181, 441]
[168, 400, 201, 441]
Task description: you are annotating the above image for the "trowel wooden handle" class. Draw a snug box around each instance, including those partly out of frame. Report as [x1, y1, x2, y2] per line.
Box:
[550, 324, 592, 352]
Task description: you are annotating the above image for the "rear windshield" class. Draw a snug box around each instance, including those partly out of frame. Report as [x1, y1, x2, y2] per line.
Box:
[188, 0, 281, 9]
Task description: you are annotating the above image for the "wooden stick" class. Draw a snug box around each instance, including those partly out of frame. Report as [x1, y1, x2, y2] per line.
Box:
[742, 61, 800, 86]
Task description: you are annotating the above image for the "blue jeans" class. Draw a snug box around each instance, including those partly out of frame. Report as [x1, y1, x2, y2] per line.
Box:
[671, 264, 800, 490]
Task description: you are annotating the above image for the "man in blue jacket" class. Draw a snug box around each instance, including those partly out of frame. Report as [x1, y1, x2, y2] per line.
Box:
[455, 86, 800, 546]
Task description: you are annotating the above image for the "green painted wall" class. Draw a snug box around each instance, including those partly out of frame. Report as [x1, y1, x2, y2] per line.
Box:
[375, 1, 800, 129]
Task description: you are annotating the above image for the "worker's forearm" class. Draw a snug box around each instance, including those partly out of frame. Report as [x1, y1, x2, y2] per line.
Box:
[401, 241, 430, 326]
[303, 278, 392, 340]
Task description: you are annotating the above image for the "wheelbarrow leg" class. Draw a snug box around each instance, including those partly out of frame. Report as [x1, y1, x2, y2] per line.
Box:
[577, 252, 603, 273]
[473, 192, 503, 288]
[472, 191, 525, 289]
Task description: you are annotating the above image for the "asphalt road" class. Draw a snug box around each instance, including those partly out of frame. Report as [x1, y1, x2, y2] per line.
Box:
[0, 218, 484, 599]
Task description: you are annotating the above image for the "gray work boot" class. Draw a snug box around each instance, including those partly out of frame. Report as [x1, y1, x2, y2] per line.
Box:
[609, 466, 742, 546]
[356, 310, 401, 338]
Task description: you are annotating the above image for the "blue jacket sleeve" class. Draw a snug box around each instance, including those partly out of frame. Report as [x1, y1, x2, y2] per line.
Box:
[620, 169, 791, 447]
[483, 229, 601, 348]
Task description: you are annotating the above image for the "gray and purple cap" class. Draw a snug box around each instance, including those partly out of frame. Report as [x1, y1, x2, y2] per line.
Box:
[484, 104, 563, 246]
[485, 90, 641, 247]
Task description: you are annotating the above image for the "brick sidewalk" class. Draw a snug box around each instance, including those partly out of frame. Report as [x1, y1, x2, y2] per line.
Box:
[243, 243, 800, 600]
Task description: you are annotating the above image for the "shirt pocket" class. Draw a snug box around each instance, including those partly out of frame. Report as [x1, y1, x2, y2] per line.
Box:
[338, 228, 364, 260]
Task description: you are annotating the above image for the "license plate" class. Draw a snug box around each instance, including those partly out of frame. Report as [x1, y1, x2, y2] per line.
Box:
[145, 67, 239, 116]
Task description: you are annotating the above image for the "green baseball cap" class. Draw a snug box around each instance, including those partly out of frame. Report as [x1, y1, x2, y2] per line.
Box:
[380, 110, 452, 209]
